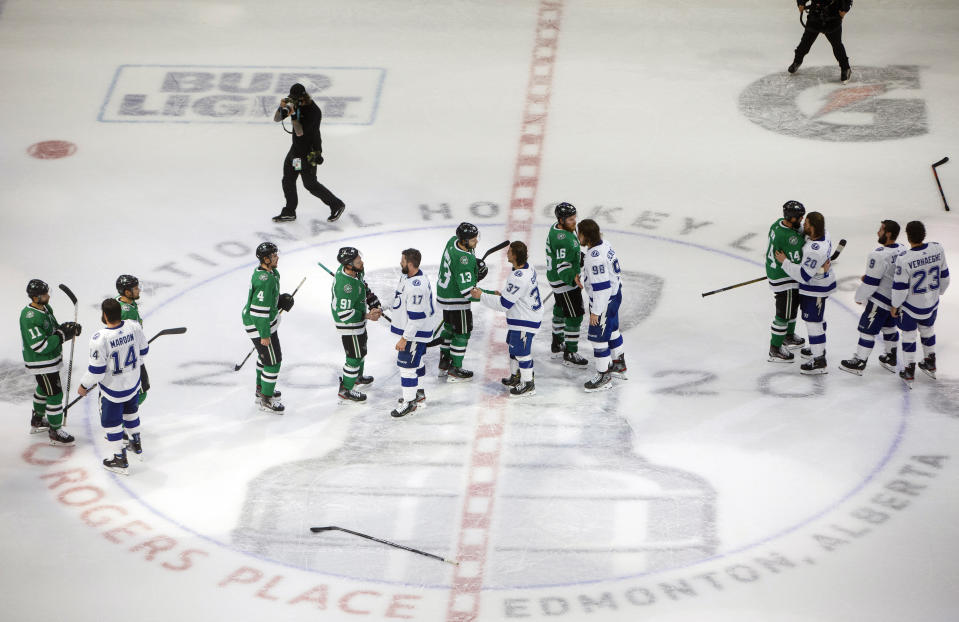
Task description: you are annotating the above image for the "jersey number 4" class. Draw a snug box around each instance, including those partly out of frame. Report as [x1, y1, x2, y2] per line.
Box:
[110, 345, 137, 375]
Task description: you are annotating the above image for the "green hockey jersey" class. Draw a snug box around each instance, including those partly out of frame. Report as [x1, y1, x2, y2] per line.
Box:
[546, 223, 581, 293]
[765, 219, 805, 293]
[436, 236, 477, 310]
[20, 304, 63, 375]
[241, 267, 281, 339]
[116, 296, 143, 326]
[330, 266, 368, 336]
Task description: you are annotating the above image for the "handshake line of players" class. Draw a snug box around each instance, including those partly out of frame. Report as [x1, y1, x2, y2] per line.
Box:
[765, 200, 950, 387]
[240, 202, 628, 418]
[19, 275, 150, 475]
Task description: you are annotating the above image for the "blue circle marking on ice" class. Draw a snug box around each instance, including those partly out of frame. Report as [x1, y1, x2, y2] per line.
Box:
[80, 224, 910, 590]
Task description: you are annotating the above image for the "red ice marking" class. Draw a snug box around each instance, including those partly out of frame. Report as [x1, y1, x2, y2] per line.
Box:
[445, 2, 564, 621]
[813, 84, 887, 118]
[27, 140, 77, 159]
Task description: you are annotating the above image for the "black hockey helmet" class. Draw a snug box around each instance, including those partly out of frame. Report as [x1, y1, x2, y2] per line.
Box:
[116, 274, 139, 295]
[782, 200, 805, 220]
[256, 241, 279, 260]
[456, 222, 479, 241]
[26, 279, 49, 298]
[554, 202, 577, 220]
[337, 246, 360, 266]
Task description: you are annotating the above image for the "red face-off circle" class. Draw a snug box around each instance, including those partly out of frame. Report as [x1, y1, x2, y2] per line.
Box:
[27, 140, 77, 159]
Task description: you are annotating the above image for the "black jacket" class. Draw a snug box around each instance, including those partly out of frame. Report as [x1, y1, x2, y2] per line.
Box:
[799, 0, 852, 24]
[288, 100, 323, 157]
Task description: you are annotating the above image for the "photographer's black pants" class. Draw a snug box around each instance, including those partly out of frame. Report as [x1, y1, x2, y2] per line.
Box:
[794, 21, 849, 70]
[282, 148, 345, 214]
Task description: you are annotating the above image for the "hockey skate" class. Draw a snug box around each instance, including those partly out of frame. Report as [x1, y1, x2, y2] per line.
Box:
[899, 363, 915, 389]
[48, 426, 75, 446]
[768, 345, 795, 363]
[355, 375, 375, 387]
[30, 412, 49, 434]
[839, 357, 867, 376]
[918, 354, 936, 380]
[328, 204, 346, 222]
[391, 399, 417, 418]
[257, 394, 286, 413]
[414, 388, 426, 405]
[446, 366, 474, 383]
[584, 371, 613, 392]
[878, 348, 897, 373]
[272, 208, 296, 223]
[255, 385, 281, 399]
[799, 347, 812, 360]
[550, 334, 564, 359]
[563, 350, 589, 368]
[103, 430, 131, 447]
[610, 355, 628, 379]
[509, 380, 536, 398]
[438, 352, 451, 377]
[501, 371, 520, 387]
[102, 451, 129, 476]
[841, 67, 852, 83]
[337, 380, 367, 403]
[800, 355, 828, 375]
[783, 333, 806, 349]
[128, 432, 143, 461]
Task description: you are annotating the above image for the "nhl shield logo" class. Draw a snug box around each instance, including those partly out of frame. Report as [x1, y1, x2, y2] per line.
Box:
[739, 65, 927, 142]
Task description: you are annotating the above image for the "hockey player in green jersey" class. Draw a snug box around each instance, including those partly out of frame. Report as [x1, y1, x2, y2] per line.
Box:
[116, 274, 149, 407]
[20, 279, 82, 445]
[436, 222, 488, 381]
[546, 202, 587, 367]
[330, 246, 383, 402]
[765, 200, 808, 362]
[241, 242, 296, 413]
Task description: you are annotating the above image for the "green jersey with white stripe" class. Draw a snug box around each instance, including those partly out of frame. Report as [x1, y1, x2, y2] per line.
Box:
[330, 266, 368, 336]
[765, 219, 805, 293]
[436, 236, 477, 310]
[20, 304, 63, 375]
[116, 296, 143, 326]
[241, 267, 280, 339]
[546, 223, 581, 293]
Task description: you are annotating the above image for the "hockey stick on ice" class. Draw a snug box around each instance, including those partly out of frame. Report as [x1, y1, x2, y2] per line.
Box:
[66, 326, 189, 410]
[701, 239, 846, 297]
[933, 156, 951, 211]
[317, 261, 392, 322]
[233, 277, 306, 372]
[58, 284, 78, 422]
[310, 526, 458, 565]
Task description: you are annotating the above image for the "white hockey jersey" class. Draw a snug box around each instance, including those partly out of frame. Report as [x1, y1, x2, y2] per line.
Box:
[390, 270, 438, 342]
[891, 241, 950, 320]
[854, 243, 903, 310]
[581, 240, 622, 315]
[781, 234, 836, 298]
[79, 321, 149, 403]
[480, 263, 544, 333]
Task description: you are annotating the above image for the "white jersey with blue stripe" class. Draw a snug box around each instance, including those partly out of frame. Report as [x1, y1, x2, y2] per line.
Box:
[781, 233, 836, 298]
[79, 321, 149, 403]
[582, 240, 622, 315]
[390, 270, 438, 342]
[854, 243, 902, 310]
[480, 263, 544, 333]
[891, 242, 950, 319]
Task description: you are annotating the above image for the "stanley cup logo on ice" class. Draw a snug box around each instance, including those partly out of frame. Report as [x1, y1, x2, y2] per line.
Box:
[232, 266, 718, 586]
[99, 66, 385, 124]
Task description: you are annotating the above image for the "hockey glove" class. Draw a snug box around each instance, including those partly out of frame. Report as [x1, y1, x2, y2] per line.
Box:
[278, 293, 295, 312]
[476, 258, 489, 282]
[139, 364, 150, 393]
[307, 150, 324, 166]
[57, 321, 82, 340]
[363, 281, 381, 309]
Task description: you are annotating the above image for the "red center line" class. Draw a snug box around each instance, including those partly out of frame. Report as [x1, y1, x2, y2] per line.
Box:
[445, 2, 564, 620]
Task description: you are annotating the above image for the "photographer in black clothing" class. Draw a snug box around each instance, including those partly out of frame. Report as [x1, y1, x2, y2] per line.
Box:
[788, 0, 852, 83]
[272, 83, 346, 223]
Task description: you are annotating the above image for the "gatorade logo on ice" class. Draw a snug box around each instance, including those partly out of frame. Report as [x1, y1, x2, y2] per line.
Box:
[739, 65, 927, 142]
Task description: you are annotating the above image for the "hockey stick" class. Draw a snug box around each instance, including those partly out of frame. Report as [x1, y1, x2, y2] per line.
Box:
[310, 526, 458, 566]
[481, 240, 510, 261]
[233, 277, 306, 372]
[58, 284, 78, 422]
[317, 261, 392, 322]
[66, 326, 188, 410]
[932, 157, 950, 211]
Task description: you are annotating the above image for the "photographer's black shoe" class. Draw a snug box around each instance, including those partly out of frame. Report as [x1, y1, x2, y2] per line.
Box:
[272, 208, 296, 223]
[328, 204, 346, 222]
[788, 60, 801, 74]
[840, 67, 851, 83]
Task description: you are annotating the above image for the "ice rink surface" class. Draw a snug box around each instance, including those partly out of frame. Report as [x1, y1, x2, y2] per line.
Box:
[1, 1, 958, 620]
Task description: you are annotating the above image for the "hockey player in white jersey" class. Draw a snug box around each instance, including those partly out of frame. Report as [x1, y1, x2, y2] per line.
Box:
[775, 211, 836, 375]
[78, 299, 149, 475]
[390, 249, 437, 417]
[839, 220, 902, 375]
[891, 220, 950, 387]
[577, 219, 626, 392]
[471, 241, 544, 397]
